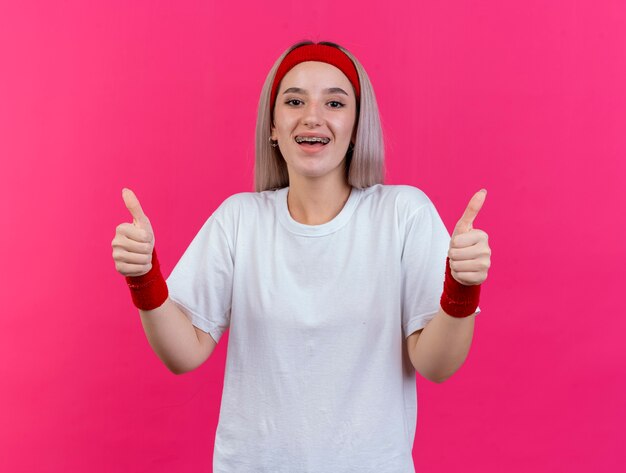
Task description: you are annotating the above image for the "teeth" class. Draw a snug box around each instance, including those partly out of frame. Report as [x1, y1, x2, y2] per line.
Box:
[295, 136, 330, 144]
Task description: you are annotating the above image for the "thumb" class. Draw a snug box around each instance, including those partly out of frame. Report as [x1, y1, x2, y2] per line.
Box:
[452, 188, 487, 237]
[122, 188, 151, 229]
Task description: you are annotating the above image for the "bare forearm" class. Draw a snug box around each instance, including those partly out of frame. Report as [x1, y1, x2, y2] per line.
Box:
[139, 298, 203, 374]
[408, 307, 476, 383]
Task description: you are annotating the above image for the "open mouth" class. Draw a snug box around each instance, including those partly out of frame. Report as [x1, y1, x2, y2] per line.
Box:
[294, 136, 331, 147]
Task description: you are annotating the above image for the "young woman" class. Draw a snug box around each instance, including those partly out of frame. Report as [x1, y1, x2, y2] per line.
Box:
[112, 40, 491, 472]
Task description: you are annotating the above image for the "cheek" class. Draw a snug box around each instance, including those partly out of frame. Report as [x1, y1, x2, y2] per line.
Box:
[342, 110, 357, 135]
[336, 118, 356, 139]
[274, 114, 298, 134]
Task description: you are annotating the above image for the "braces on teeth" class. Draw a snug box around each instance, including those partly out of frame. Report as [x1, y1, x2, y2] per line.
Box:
[295, 136, 330, 144]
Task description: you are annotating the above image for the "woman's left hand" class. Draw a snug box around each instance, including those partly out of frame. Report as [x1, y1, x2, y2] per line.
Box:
[448, 189, 491, 286]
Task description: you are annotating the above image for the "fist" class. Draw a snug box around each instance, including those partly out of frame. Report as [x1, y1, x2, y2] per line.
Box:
[111, 188, 156, 277]
[448, 189, 491, 286]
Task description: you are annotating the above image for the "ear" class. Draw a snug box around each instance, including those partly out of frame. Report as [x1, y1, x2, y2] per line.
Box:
[270, 123, 277, 141]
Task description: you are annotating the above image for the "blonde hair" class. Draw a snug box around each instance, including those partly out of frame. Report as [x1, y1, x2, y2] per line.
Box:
[254, 40, 385, 192]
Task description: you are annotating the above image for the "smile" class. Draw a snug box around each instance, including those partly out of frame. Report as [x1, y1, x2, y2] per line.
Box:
[295, 136, 331, 145]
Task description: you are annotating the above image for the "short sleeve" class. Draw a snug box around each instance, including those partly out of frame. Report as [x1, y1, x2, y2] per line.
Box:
[401, 201, 481, 338]
[166, 209, 234, 344]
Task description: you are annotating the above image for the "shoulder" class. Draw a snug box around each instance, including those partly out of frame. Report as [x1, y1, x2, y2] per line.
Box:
[207, 189, 281, 231]
[360, 184, 433, 216]
[211, 188, 281, 220]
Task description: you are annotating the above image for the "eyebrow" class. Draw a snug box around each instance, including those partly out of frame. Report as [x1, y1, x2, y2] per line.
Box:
[282, 87, 349, 96]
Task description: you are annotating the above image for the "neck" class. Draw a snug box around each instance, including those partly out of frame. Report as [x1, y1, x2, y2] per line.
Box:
[286, 175, 352, 225]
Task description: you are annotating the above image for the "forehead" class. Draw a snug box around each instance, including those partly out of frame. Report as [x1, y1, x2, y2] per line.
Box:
[279, 61, 353, 93]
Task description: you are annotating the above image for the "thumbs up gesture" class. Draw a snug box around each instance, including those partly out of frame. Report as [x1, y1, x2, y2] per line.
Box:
[448, 189, 491, 286]
[111, 188, 156, 277]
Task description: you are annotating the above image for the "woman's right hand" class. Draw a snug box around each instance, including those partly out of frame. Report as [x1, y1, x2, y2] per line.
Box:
[112, 188, 156, 277]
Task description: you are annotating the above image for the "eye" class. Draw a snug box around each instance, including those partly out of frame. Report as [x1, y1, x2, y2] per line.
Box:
[328, 101, 345, 109]
[285, 99, 303, 106]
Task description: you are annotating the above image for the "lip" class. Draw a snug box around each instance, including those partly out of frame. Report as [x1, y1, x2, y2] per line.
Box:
[295, 141, 329, 154]
[292, 131, 331, 155]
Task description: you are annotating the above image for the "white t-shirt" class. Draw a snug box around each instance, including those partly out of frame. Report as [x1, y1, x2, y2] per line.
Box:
[166, 184, 480, 473]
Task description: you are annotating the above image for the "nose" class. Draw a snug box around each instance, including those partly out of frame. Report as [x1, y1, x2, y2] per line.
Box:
[301, 100, 324, 127]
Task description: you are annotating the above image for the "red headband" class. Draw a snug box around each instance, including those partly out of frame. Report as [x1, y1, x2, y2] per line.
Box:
[270, 43, 361, 113]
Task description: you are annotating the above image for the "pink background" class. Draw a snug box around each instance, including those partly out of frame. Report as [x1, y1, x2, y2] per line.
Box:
[1, 1, 624, 471]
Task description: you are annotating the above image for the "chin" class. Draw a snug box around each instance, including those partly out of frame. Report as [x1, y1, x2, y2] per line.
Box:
[288, 161, 347, 181]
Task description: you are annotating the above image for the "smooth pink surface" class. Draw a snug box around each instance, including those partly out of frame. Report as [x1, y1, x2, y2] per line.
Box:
[1, 1, 624, 471]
